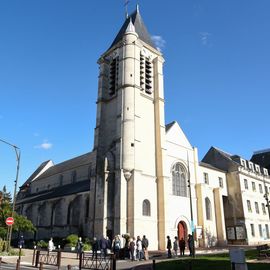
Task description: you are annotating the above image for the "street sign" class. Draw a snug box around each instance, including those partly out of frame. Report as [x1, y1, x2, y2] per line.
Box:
[5, 217, 14, 226]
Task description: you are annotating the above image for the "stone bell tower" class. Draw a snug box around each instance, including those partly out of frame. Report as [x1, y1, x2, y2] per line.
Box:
[92, 5, 167, 249]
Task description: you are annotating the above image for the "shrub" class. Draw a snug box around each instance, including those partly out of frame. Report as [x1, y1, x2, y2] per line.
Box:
[83, 243, 91, 251]
[37, 240, 48, 249]
[65, 234, 78, 247]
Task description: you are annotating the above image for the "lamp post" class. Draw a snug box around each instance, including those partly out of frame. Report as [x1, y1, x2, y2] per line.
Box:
[187, 152, 195, 257]
[263, 176, 270, 220]
[0, 138, 21, 251]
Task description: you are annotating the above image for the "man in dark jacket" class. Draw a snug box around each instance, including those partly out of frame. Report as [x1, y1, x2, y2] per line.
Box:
[166, 236, 172, 258]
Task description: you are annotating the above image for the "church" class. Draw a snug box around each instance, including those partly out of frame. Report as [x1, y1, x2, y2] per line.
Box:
[16, 6, 270, 250]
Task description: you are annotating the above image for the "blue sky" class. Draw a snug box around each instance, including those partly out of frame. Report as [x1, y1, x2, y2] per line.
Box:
[1, 0, 270, 195]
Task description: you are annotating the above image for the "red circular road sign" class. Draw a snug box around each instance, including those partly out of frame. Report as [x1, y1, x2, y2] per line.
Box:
[5, 217, 14, 226]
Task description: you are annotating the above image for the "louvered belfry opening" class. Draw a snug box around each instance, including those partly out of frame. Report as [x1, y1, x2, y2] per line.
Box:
[140, 52, 152, 94]
[109, 57, 119, 96]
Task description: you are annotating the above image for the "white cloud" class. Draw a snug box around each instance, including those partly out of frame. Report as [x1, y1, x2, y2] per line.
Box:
[35, 140, 53, 150]
[200, 32, 212, 46]
[151, 35, 166, 52]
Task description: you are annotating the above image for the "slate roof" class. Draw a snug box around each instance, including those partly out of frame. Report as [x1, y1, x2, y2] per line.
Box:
[251, 149, 270, 170]
[109, 7, 156, 49]
[17, 179, 90, 204]
[165, 121, 176, 132]
[35, 152, 94, 180]
[199, 161, 226, 172]
[20, 160, 51, 188]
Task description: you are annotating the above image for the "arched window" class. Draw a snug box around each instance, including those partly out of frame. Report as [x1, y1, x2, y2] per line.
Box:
[67, 202, 72, 225]
[142, 199, 151, 216]
[205, 197, 212, 220]
[85, 197, 89, 220]
[172, 163, 187, 197]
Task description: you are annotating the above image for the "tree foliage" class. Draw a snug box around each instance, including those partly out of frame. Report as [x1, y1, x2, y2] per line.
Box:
[0, 186, 35, 239]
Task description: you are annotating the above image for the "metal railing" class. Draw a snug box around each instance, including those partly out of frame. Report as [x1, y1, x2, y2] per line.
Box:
[79, 252, 116, 270]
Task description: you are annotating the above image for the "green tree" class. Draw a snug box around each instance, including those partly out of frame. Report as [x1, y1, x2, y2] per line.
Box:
[0, 186, 35, 240]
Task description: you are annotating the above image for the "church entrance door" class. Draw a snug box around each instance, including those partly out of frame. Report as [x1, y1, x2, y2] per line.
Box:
[178, 221, 187, 240]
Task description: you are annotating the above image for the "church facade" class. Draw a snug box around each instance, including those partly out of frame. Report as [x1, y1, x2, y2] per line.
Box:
[16, 7, 270, 250]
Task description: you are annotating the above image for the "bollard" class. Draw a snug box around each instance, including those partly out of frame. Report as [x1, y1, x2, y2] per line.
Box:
[39, 262, 44, 270]
[19, 245, 22, 261]
[0, 257, 2, 267]
[57, 250, 62, 269]
[67, 265, 72, 270]
[152, 259, 156, 270]
[16, 259, 20, 270]
[32, 246, 37, 266]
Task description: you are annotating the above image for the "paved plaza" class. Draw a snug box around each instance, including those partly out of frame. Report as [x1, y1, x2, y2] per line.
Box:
[0, 247, 231, 270]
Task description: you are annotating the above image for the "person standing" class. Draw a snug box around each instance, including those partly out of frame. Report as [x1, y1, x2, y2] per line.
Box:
[142, 235, 149, 260]
[129, 237, 136, 261]
[48, 238, 54, 252]
[187, 234, 194, 256]
[136, 236, 143, 260]
[179, 237, 186, 256]
[76, 237, 84, 259]
[166, 236, 172, 258]
[113, 235, 121, 259]
[92, 237, 99, 259]
[100, 236, 108, 257]
[173, 236, 178, 257]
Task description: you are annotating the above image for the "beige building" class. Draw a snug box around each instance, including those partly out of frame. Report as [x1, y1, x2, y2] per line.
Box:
[16, 6, 270, 249]
[202, 147, 270, 245]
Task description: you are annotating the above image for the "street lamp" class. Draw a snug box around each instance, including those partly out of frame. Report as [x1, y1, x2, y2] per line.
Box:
[0, 138, 20, 251]
[187, 152, 195, 257]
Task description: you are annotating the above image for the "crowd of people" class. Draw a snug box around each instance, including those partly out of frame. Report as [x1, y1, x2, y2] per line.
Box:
[46, 233, 194, 260]
[91, 234, 149, 261]
[166, 234, 194, 258]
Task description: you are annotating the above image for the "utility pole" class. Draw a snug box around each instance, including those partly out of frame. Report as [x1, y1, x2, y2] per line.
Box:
[0, 138, 21, 251]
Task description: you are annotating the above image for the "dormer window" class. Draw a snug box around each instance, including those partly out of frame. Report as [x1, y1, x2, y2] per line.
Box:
[240, 159, 246, 168]
[249, 162, 254, 172]
[255, 165, 261, 173]
[109, 56, 119, 96]
[263, 168, 269, 176]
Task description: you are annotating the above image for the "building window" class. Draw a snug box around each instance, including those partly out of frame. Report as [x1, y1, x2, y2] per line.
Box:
[255, 165, 260, 173]
[266, 224, 270, 239]
[252, 182, 256, 192]
[247, 200, 252, 213]
[172, 163, 187, 197]
[109, 56, 119, 96]
[249, 162, 254, 171]
[259, 184, 263, 193]
[262, 203, 266, 215]
[250, 224, 255, 237]
[259, 224, 263, 237]
[244, 179, 248, 190]
[142, 199, 151, 216]
[241, 159, 246, 168]
[205, 197, 212, 220]
[85, 197, 89, 220]
[218, 177, 223, 188]
[255, 202, 260, 214]
[204, 173, 209, 185]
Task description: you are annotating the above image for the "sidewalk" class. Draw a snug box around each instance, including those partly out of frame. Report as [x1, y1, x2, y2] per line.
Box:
[0, 247, 231, 269]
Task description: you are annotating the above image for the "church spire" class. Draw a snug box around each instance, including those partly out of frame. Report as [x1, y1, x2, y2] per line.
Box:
[109, 6, 156, 50]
